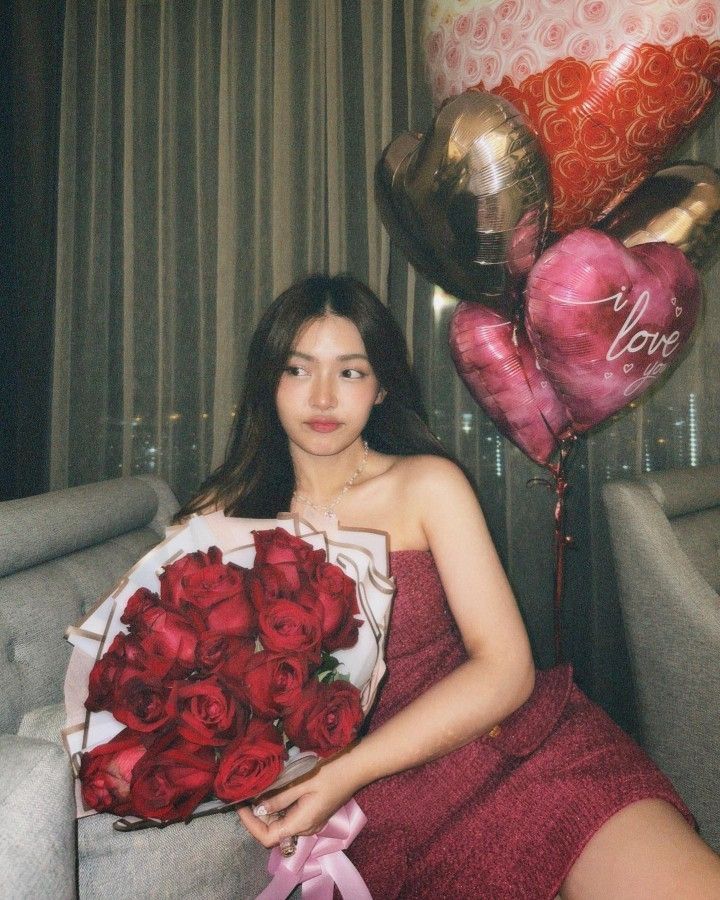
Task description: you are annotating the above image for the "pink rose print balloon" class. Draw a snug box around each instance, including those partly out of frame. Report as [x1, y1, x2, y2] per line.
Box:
[449, 301, 571, 465]
[524, 229, 701, 430]
[423, 0, 720, 234]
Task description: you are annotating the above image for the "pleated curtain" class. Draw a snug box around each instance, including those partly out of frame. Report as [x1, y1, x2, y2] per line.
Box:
[51, 0, 720, 725]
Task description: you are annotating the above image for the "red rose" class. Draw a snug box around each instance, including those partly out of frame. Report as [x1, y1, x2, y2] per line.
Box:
[159, 546, 224, 610]
[129, 734, 217, 822]
[131, 606, 199, 671]
[85, 633, 134, 712]
[252, 528, 325, 590]
[85, 632, 173, 712]
[120, 587, 161, 626]
[203, 583, 257, 637]
[216, 639, 258, 689]
[111, 674, 177, 733]
[195, 631, 255, 677]
[283, 680, 363, 757]
[257, 598, 322, 658]
[214, 720, 287, 804]
[248, 565, 296, 613]
[182, 561, 248, 611]
[243, 651, 310, 719]
[79, 728, 151, 815]
[176, 676, 246, 746]
[309, 562, 361, 652]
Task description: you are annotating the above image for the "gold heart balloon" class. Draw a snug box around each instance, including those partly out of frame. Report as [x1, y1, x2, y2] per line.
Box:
[599, 163, 720, 272]
[375, 91, 551, 312]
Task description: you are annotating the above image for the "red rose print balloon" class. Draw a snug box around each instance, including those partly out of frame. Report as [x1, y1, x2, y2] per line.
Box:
[423, 0, 720, 234]
[449, 301, 571, 465]
[524, 229, 701, 430]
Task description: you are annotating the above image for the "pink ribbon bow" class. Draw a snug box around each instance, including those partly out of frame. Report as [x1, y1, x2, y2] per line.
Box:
[256, 799, 372, 900]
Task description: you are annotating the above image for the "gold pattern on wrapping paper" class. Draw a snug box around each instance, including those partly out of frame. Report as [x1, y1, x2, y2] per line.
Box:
[110, 574, 130, 599]
[329, 537, 394, 591]
[158, 548, 184, 571]
[95, 600, 117, 663]
[336, 554, 383, 643]
[80, 599, 117, 752]
[61, 725, 86, 777]
[64, 625, 105, 643]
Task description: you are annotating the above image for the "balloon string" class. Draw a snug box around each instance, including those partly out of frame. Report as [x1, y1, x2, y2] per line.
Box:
[527, 436, 576, 665]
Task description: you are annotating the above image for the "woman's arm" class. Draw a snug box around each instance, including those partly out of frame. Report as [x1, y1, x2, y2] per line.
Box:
[238, 457, 535, 845]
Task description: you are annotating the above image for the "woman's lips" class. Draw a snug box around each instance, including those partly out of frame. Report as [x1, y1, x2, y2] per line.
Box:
[306, 420, 340, 433]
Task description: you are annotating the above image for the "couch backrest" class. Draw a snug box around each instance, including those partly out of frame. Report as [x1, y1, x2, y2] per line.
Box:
[602, 464, 720, 850]
[0, 476, 179, 733]
[641, 464, 720, 593]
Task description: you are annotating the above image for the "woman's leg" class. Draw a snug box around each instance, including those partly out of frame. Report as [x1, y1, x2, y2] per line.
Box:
[560, 799, 720, 900]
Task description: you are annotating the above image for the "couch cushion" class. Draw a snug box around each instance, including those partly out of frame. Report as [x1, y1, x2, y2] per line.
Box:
[79, 805, 273, 899]
[0, 734, 76, 899]
[0, 528, 161, 734]
[642, 464, 720, 518]
[19, 702, 66, 744]
[670, 507, 720, 594]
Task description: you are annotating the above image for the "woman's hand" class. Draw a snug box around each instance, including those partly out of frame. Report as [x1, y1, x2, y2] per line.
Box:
[236, 753, 361, 849]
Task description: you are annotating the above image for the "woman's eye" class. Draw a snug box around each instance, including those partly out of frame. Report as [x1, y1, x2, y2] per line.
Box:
[341, 368, 366, 379]
[283, 365, 308, 377]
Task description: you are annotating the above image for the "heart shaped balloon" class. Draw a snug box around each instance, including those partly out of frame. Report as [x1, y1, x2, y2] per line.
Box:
[375, 91, 551, 312]
[449, 301, 571, 465]
[423, 0, 720, 235]
[524, 229, 701, 431]
[598, 162, 720, 271]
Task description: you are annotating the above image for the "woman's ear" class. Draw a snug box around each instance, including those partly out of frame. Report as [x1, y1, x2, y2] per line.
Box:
[375, 387, 387, 405]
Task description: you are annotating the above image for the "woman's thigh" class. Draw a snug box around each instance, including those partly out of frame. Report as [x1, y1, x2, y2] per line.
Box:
[560, 799, 720, 900]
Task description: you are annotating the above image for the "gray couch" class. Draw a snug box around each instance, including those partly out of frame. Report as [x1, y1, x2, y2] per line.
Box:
[602, 464, 720, 853]
[0, 476, 271, 899]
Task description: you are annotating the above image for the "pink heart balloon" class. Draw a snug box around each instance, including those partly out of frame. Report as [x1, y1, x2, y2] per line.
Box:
[449, 301, 572, 465]
[524, 229, 701, 430]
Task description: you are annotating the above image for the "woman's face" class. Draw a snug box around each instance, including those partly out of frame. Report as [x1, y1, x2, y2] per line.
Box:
[275, 314, 384, 459]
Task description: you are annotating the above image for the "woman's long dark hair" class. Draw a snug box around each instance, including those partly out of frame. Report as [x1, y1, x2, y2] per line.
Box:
[176, 274, 453, 520]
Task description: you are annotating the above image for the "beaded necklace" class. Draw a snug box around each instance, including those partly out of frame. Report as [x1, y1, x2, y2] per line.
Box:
[292, 441, 370, 519]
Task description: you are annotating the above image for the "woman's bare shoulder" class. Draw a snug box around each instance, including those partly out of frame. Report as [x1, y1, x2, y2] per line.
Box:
[389, 454, 472, 491]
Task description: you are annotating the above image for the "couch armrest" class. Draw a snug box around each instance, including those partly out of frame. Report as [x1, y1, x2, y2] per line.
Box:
[602, 479, 720, 850]
[0, 734, 77, 899]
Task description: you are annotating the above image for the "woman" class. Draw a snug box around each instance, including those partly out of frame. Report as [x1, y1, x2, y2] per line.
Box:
[178, 274, 720, 898]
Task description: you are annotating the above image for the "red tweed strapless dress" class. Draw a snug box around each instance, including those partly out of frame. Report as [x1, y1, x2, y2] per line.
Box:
[344, 550, 693, 900]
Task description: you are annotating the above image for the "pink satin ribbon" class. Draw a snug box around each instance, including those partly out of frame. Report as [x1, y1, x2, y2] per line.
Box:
[255, 799, 372, 900]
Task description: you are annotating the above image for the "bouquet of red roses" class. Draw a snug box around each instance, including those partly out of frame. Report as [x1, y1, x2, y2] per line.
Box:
[63, 515, 394, 827]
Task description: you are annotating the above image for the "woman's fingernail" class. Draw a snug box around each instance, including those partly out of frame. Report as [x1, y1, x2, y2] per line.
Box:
[253, 804, 268, 817]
